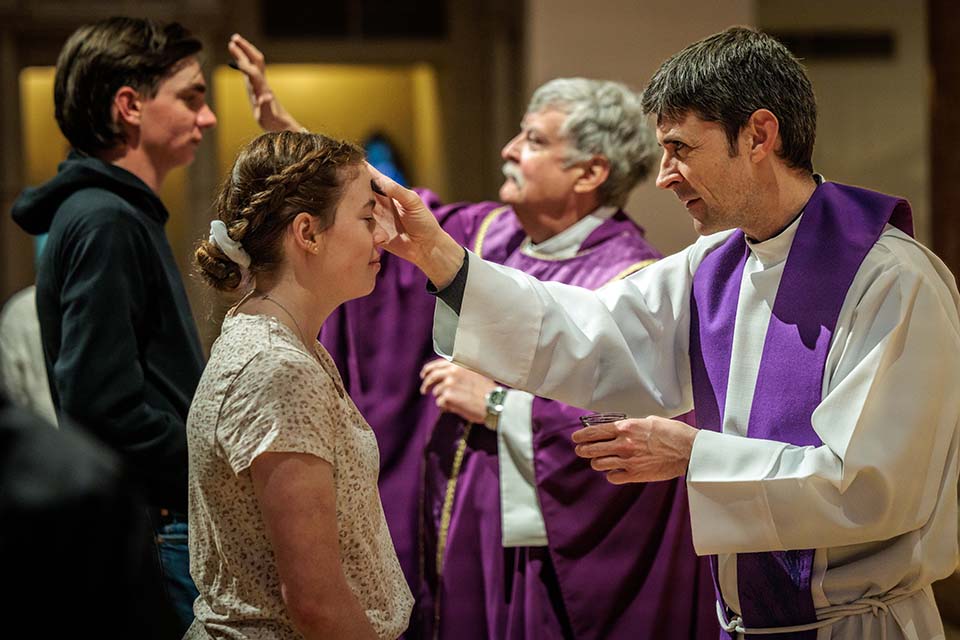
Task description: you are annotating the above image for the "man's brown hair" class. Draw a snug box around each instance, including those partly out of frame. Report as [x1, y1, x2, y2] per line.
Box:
[54, 16, 202, 155]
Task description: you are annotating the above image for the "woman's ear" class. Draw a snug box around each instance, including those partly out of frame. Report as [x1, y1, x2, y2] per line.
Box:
[290, 212, 321, 254]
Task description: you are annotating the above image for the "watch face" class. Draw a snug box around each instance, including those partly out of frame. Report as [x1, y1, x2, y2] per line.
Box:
[486, 386, 507, 415]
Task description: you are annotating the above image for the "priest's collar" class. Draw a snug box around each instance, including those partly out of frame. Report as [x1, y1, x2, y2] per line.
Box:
[521, 206, 617, 259]
[745, 210, 801, 268]
[744, 174, 824, 268]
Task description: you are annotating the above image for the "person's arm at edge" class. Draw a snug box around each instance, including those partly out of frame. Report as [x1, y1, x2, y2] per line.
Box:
[251, 451, 378, 640]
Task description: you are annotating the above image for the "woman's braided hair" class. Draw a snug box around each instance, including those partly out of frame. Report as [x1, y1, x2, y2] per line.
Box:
[196, 130, 365, 291]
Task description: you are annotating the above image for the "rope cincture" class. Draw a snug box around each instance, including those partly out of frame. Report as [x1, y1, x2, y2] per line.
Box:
[717, 589, 917, 640]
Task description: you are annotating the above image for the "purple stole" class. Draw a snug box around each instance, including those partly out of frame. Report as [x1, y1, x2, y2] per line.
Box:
[689, 182, 913, 639]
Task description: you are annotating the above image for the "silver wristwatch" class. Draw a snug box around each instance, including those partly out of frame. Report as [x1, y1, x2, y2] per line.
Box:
[483, 386, 507, 430]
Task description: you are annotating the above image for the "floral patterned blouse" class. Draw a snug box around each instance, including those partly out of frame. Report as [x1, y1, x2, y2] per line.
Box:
[184, 313, 412, 639]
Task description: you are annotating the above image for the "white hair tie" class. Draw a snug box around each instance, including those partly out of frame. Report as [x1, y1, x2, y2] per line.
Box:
[208, 220, 251, 269]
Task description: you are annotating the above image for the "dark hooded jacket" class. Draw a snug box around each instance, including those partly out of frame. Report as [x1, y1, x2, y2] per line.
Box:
[12, 151, 204, 512]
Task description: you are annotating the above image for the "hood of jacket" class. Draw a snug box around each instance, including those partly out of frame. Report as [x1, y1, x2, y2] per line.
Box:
[12, 150, 168, 235]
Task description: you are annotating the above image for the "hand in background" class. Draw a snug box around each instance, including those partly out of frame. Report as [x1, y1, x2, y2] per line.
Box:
[420, 358, 497, 424]
[228, 33, 304, 133]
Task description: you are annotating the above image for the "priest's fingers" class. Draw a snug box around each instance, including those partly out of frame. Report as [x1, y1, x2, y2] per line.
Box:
[571, 422, 620, 444]
[371, 191, 399, 242]
[229, 34, 266, 71]
[574, 438, 633, 458]
[574, 439, 622, 459]
[368, 164, 466, 286]
[605, 470, 635, 485]
[433, 387, 486, 423]
[367, 164, 426, 218]
[419, 360, 454, 393]
[228, 34, 304, 133]
[420, 369, 447, 395]
[589, 456, 627, 472]
[420, 358, 450, 379]
[227, 34, 266, 100]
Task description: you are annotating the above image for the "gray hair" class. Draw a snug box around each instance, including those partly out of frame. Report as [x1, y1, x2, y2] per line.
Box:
[640, 26, 816, 173]
[527, 78, 657, 208]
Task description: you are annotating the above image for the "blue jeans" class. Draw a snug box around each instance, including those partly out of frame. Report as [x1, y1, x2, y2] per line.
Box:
[155, 517, 200, 635]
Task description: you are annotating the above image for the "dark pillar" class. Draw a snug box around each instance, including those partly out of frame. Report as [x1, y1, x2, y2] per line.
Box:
[930, 0, 960, 278]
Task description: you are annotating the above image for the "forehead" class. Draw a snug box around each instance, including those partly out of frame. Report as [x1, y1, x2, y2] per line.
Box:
[339, 163, 373, 200]
[155, 57, 205, 93]
[522, 107, 569, 134]
[656, 111, 721, 142]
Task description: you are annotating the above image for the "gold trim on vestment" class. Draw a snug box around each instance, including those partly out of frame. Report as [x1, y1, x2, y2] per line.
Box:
[433, 421, 474, 639]
[605, 258, 659, 285]
[472, 206, 511, 258]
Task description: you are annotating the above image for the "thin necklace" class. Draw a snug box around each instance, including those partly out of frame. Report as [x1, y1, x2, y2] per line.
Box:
[259, 293, 312, 351]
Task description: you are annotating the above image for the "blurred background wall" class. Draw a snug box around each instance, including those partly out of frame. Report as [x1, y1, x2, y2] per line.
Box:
[0, 0, 957, 324]
[1, 0, 951, 305]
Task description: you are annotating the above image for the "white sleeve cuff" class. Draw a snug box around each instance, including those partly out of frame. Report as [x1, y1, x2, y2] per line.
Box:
[498, 390, 548, 547]
[686, 429, 786, 555]
[432, 295, 459, 360]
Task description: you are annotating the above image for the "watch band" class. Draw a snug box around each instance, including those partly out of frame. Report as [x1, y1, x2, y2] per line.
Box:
[484, 385, 507, 430]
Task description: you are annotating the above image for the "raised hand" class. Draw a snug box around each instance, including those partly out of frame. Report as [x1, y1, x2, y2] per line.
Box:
[227, 33, 304, 133]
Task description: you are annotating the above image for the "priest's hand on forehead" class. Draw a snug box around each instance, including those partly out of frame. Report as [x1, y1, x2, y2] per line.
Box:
[572, 416, 699, 485]
[367, 162, 464, 288]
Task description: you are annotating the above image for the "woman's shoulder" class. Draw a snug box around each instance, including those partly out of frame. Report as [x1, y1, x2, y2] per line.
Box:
[220, 316, 348, 403]
[203, 316, 317, 397]
[218, 314, 317, 364]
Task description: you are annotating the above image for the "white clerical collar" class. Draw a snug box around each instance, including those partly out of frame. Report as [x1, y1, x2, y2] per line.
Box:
[745, 213, 802, 269]
[745, 174, 824, 269]
[521, 206, 618, 259]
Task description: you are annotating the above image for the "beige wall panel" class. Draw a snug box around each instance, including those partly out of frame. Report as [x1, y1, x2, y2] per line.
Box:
[757, 0, 930, 245]
[525, 0, 754, 255]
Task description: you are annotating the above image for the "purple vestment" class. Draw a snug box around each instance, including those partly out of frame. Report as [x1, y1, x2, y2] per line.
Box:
[689, 182, 912, 639]
[415, 200, 717, 639]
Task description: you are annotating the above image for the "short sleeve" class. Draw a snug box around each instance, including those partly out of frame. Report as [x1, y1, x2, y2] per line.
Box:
[216, 349, 342, 475]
